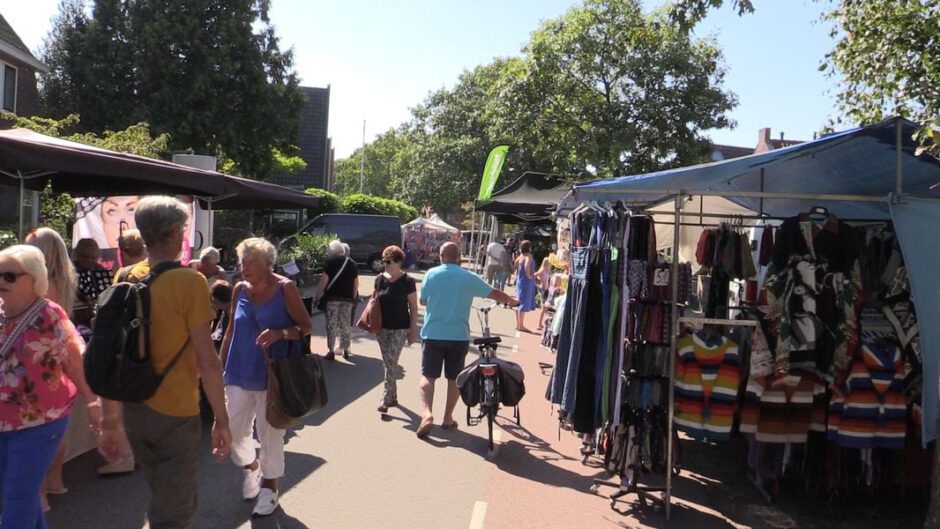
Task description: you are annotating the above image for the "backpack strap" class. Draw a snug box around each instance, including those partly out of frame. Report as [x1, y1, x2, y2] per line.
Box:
[139, 260, 189, 377]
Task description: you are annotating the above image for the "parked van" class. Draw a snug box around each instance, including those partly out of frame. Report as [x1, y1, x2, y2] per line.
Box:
[294, 213, 402, 272]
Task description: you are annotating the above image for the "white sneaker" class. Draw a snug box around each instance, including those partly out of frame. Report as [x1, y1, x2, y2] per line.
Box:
[252, 487, 279, 517]
[97, 455, 135, 475]
[241, 466, 261, 500]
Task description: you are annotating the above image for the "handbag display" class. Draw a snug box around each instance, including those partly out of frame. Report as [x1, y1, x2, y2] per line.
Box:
[355, 282, 382, 335]
[265, 339, 328, 429]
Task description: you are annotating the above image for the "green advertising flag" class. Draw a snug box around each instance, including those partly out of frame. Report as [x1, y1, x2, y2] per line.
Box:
[477, 145, 509, 201]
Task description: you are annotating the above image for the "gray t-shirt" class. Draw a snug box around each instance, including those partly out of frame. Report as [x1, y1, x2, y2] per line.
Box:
[485, 242, 507, 268]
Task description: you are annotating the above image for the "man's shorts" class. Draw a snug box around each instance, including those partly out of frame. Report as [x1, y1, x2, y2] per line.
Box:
[421, 339, 470, 379]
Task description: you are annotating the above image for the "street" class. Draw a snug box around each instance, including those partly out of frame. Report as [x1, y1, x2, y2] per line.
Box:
[45, 271, 923, 529]
[47, 272, 584, 529]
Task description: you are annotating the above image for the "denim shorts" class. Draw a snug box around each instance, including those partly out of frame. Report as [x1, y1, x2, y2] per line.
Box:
[421, 339, 470, 379]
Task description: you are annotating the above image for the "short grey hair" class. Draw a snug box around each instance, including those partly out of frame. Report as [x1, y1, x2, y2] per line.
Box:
[236, 237, 276, 267]
[199, 246, 220, 264]
[326, 239, 345, 258]
[135, 196, 189, 246]
[0, 244, 49, 297]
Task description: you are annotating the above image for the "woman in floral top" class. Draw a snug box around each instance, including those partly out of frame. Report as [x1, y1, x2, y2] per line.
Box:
[0, 245, 101, 528]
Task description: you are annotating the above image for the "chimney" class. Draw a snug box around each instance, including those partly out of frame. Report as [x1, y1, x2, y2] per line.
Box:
[779, 132, 785, 141]
[759, 127, 771, 144]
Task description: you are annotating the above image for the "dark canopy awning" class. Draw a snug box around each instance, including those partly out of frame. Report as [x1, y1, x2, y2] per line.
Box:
[0, 128, 320, 209]
[476, 172, 569, 224]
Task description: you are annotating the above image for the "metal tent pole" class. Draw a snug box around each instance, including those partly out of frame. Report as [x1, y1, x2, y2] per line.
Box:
[17, 172, 24, 240]
[896, 119, 904, 195]
[468, 205, 477, 267]
[665, 193, 682, 519]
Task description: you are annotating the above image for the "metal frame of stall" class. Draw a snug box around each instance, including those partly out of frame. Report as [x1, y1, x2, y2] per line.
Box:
[578, 122, 912, 520]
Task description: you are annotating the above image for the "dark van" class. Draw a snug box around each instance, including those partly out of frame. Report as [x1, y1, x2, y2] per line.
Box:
[297, 213, 402, 272]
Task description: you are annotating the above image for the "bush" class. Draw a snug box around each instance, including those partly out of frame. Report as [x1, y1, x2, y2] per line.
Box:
[304, 187, 340, 217]
[341, 193, 418, 223]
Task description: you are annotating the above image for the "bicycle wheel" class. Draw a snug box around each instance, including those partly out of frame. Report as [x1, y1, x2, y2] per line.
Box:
[486, 404, 496, 451]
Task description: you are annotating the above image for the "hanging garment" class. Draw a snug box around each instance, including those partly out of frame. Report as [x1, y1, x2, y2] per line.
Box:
[739, 372, 826, 444]
[758, 225, 774, 267]
[827, 338, 907, 449]
[674, 332, 741, 441]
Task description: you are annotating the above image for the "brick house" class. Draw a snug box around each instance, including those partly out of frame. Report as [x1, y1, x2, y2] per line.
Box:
[0, 14, 47, 229]
[0, 13, 47, 117]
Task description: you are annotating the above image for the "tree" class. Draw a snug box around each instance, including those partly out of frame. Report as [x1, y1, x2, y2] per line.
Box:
[334, 127, 413, 196]
[499, 0, 736, 179]
[40, 0, 303, 179]
[823, 2, 940, 156]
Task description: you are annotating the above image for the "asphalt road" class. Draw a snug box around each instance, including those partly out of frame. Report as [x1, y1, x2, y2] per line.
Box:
[46, 271, 526, 529]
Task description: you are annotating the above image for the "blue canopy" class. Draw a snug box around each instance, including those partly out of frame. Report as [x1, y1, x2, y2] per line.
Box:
[574, 117, 940, 444]
[575, 117, 940, 219]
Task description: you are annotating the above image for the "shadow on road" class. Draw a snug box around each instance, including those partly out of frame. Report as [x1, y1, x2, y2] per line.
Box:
[47, 428, 325, 529]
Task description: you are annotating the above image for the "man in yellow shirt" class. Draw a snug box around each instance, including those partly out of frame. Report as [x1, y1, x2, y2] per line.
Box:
[98, 196, 231, 529]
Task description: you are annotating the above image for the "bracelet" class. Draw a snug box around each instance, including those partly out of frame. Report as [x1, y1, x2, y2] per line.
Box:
[87, 399, 102, 408]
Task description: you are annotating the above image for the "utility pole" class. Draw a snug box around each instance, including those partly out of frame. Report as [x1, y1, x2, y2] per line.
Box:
[359, 120, 366, 193]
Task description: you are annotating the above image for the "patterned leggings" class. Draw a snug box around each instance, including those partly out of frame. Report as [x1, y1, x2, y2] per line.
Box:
[377, 328, 408, 404]
[325, 300, 354, 353]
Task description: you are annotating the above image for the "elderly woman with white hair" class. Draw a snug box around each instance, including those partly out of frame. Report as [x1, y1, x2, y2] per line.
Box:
[0, 245, 101, 528]
[315, 239, 358, 360]
[219, 237, 313, 516]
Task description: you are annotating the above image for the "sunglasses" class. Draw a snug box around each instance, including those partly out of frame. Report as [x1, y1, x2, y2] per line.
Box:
[0, 271, 27, 283]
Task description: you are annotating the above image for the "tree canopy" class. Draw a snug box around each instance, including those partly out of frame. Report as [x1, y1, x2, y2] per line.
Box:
[333, 0, 737, 216]
[39, 0, 303, 179]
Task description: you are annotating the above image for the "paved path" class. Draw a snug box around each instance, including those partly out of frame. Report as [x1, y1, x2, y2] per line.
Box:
[45, 271, 923, 529]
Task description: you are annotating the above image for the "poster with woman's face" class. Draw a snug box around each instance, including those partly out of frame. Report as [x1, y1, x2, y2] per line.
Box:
[73, 195, 197, 270]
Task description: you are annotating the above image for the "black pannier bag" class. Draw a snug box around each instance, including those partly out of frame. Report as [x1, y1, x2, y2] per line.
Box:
[457, 358, 525, 407]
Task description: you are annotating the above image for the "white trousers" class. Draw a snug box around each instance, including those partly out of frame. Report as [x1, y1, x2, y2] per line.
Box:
[225, 385, 286, 480]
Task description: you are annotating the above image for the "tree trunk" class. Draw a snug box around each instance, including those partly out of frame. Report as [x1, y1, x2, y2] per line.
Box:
[925, 414, 940, 529]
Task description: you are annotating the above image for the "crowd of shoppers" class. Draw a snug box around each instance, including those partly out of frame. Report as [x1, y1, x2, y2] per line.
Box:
[8, 197, 536, 528]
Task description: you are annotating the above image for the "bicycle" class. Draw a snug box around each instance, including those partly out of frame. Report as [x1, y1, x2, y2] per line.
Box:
[462, 301, 522, 451]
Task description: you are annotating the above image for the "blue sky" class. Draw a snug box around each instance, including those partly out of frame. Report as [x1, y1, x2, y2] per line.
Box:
[8, 0, 838, 159]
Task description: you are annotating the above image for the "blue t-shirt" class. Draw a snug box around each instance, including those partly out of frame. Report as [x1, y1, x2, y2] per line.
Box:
[420, 264, 493, 341]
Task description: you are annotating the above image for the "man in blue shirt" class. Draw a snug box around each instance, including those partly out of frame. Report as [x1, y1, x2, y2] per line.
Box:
[417, 242, 518, 438]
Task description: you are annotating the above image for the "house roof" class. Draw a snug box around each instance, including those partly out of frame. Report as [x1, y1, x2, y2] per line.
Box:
[0, 14, 48, 72]
[711, 144, 753, 161]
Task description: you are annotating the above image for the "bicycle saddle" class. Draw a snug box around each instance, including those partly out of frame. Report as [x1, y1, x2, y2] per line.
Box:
[473, 336, 502, 346]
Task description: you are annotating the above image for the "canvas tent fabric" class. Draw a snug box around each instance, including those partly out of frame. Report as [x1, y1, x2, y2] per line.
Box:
[571, 117, 940, 445]
[0, 127, 320, 209]
[477, 172, 569, 224]
[402, 214, 459, 234]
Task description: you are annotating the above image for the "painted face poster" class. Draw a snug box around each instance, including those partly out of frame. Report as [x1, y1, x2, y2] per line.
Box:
[73, 195, 201, 271]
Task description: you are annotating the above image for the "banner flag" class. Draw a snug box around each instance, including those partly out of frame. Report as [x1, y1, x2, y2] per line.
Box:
[477, 145, 509, 201]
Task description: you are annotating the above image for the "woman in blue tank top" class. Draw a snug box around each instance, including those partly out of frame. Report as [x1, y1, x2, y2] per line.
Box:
[219, 238, 313, 517]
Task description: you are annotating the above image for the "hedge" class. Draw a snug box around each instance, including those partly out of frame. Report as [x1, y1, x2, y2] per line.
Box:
[341, 194, 418, 223]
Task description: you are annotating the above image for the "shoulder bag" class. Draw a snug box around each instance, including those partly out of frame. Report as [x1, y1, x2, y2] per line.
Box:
[316, 257, 350, 312]
[355, 275, 383, 335]
[247, 282, 328, 429]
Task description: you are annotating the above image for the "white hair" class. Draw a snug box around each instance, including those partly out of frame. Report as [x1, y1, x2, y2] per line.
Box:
[199, 246, 220, 263]
[236, 237, 276, 267]
[0, 244, 49, 297]
[326, 239, 345, 258]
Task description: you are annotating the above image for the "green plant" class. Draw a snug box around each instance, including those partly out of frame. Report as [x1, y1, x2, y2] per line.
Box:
[277, 232, 336, 274]
[0, 228, 17, 250]
[341, 193, 418, 222]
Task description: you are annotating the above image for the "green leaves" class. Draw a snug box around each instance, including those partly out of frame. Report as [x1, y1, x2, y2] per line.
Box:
[39, 0, 303, 180]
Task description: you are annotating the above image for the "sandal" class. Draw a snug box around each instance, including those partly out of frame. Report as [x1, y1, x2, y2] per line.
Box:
[441, 420, 459, 429]
[416, 416, 434, 438]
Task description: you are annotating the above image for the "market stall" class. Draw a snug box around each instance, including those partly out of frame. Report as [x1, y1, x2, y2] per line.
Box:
[401, 213, 460, 264]
[550, 117, 940, 518]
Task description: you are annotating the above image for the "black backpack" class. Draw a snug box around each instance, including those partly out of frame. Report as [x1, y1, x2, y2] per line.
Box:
[84, 261, 189, 402]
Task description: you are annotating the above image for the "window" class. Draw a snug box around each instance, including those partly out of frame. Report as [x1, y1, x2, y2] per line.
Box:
[2, 64, 15, 113]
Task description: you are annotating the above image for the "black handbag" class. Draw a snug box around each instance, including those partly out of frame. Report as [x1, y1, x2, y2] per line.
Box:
[266, 339, 328, 427]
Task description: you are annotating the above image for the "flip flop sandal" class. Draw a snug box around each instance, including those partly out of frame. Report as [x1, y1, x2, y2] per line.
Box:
[416, 417, 434, 438]
[441, 421, 459, 430]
